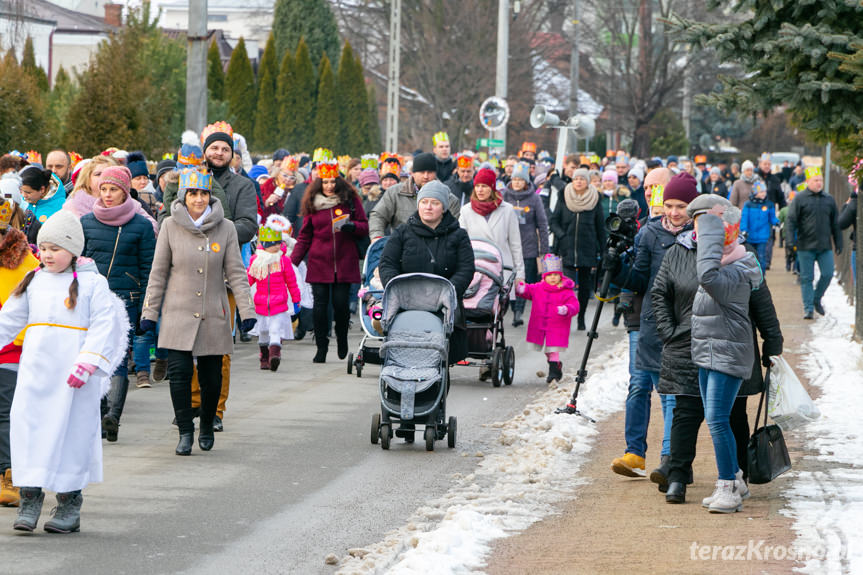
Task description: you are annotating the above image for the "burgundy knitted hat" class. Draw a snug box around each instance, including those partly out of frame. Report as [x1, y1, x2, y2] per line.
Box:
[662, 172, 700, 205]
[473, 168, 497, 189]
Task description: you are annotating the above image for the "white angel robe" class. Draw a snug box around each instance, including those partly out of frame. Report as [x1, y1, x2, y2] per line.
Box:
[0, 263, 128, 493]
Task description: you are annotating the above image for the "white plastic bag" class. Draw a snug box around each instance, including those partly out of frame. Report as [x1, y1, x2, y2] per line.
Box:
[767, 356, 820, 431]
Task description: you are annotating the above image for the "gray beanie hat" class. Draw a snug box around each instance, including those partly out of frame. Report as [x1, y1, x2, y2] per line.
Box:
[511, 163, 530, 182]
[572, 168, 589, 181]
[627, 167, 644, 183]
[37, 209, 85, 257]
[686, 194, 733, 220]
[417, 180, 451, 207]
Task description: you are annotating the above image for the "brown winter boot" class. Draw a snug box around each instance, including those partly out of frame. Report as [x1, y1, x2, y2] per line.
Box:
[0, 469, 19, 507]
[268, 345, 281, 372]
[259, 345, 270, 370]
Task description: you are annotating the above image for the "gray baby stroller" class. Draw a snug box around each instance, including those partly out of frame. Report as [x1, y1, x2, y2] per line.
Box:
[370, 273, 457, 451]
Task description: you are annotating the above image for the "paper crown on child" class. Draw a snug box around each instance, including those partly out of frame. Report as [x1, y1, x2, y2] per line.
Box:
[0, 199, 15, 229]
[200, 121, 233, 144]
[361, 154, 379, 170]
[752, 180, 766, 194]
[178, 168, 212, 192]
[258, 214, 291, 243]
[804, 166, 822, 180]
[317, 160, 340, 180]
[542, 254, 563, 277]
[432, 131, 449, 146]
[312, 148, 334, 163]
[648, 184, 665, 208]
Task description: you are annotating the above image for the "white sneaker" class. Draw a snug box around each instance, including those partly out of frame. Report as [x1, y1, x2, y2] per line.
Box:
[708, 479, 743, 514]
[702, 470, 749, 507]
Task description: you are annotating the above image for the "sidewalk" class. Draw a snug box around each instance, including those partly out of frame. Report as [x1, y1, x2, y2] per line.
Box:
[484, 262, 819, 574]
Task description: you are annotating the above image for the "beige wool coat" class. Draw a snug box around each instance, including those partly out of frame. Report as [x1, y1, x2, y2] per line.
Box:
[142, 198, 254, 356]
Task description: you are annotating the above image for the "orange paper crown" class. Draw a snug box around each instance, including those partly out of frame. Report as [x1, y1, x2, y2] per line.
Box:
[380, 152, 401, 166]
[68, 151, 83, 168]
[456, 155, 474, 170]
[26, 150, 42, 165]
[284, 156, 299, 171]
[317, 160, 340, 179]
[380, 162, 400, 177]
[521, 141, 537, 154]
[200, 121, 233, 144]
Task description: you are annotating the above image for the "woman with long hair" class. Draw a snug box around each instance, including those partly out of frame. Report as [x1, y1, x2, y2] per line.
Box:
[290, 161, 368, 363]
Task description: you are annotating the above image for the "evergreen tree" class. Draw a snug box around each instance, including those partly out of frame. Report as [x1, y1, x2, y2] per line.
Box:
[0, 49, 48, 152]
[367, 83, 381, 154]
[276, 50, 296, 148]
[208, 40, 225, 101]
[224, 37, 257, 145]
[292, 38, 317, 152]
[313, 54, 339, 151]
[254, 33, 280, 151]
[21, 36, 49, 92]
[47, 66, 78, 147]
[669, 1, 863, 167]
[272, 0, 340, 70]
[335, 41, 370, 155]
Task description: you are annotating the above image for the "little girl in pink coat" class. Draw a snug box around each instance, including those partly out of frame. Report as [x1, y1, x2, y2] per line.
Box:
[515, 254, 579, 382]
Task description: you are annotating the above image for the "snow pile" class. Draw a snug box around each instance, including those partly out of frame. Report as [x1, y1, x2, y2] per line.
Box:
[783, 283, 863, 574]
[336, 341, 630, 574]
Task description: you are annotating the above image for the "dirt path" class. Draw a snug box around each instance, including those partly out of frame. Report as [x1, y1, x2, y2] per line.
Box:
[485, 264, 816, 574]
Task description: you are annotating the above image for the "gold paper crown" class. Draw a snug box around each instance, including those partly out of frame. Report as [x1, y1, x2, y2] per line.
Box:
[26, 150, 42, 164]
[804, 166, 822, 180]
[178, 168, 213, 192]
[313, 148, 333, 163]
[649, 184, 664, 207]
[380, 162, 400, 177]
[284, 156, 299, 171]
[337, 155, 352, 172]
[361, 154, 379, 170]
[200, 121, 233, 144]
[433, 131, 449, 146]
[379, 152, 401, 166]
[317, 160, 340, 179]
[68, 151, 83, 168]
[0, 200, 14, 228]
[590, 155, 601, 165]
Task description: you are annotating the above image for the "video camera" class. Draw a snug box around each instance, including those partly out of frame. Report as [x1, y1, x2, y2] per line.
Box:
[604, 198, 640, 257]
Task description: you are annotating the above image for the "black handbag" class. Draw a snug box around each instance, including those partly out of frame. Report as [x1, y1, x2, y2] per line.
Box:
[747, 367, 792, 484]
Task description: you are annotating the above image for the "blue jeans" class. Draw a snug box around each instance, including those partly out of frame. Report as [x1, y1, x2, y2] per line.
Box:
[699, 368, 743, 480]
[750, 243, 768, 268]
[797, 249, 834, 313]
[624, 331, 674, 457]
[132, 315, 167, 372]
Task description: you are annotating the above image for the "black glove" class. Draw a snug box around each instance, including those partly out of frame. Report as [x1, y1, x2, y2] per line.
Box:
[139, 319, 157, 333]
[240, 318, 257, 332]
[341, 221, 356, 233]
[762, 355, 774, 369]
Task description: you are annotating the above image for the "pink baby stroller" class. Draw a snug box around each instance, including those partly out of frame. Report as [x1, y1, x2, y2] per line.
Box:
[457, 238, 516, 386]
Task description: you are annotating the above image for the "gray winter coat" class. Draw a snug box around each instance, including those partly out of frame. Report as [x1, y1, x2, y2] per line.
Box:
[368, 180, 461, 239]
[213, 168, 258, 245]
[503, 186, 550, 259]
[691, 215, 763, 379]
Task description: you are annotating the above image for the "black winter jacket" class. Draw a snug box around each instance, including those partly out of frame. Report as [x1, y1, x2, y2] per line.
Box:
[652, 233, 783, 396]
[81, 212, 156, 303]
[839, 192, 857, 250]
[436, 157, 456, 184]
[549, 192, 606, 269]
[757, 169, 785, 210]
[379, 212, 475, 299]
[786, 188, 842, 253]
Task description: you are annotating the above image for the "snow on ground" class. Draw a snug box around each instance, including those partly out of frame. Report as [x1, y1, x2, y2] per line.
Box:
[335, 340, 630, 574]
[782, 282, 863, 574]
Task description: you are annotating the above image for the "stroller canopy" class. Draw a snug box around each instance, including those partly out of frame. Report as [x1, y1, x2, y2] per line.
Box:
[362, 236, 389, 286]
[381, 273, 457, 334]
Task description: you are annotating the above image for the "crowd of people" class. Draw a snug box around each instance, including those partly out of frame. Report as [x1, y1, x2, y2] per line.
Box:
[0, 126, 853, 533]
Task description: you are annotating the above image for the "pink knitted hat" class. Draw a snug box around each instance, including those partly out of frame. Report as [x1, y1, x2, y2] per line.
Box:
[98, 166, 132, 198]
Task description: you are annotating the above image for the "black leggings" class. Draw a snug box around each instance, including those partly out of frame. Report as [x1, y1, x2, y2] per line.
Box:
[668, 395, 751, 483]
[0, 368, 15, 473]
[563, 265, 595, 323]
[166, 351, 222, 434]
[311, 282, 351, 347]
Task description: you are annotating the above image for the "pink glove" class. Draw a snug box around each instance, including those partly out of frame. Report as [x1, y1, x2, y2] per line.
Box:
[67, 363, 97, 389]
[557, 305, 568, 316]
[515, 281, 527, 295]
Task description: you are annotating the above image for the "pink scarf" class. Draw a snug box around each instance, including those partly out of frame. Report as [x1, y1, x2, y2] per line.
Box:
[63, 190, 97, 218]
[661, 215, 687, 235]
[93, 195, 137, 227]
[721, 243, 748, 266]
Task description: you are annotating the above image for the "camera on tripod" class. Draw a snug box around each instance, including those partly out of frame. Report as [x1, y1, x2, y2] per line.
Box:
[605, 198, 640, 256]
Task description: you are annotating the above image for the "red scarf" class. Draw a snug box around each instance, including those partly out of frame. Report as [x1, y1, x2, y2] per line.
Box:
[470, 191, 502, 217]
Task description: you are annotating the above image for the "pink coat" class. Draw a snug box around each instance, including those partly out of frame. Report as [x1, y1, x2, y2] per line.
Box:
[518, 277, 579, 348]
[248, 254, 301, 316]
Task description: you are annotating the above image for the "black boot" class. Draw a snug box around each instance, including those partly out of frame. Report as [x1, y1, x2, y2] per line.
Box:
[174, 407, 196, 456]
[665, 482, 686, 504]
[512, 309, 524, 327]
[577, 315, 586, 331]
[313, 338, 328, 363]
[198, 418, 215, 451]
[650, 455, 671, 493]
[336, 326, 349, 360]
[175, 433, 193, 456]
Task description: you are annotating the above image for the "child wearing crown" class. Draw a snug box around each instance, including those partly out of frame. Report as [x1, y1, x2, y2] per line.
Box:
[248, 215, 301, 371]
[515, 254, 580, 383]
[0, 211, 129, 533]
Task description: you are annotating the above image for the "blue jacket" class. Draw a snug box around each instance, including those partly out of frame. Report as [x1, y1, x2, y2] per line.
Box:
[21, 189, 66, 224]
[81, 212, 156, 303]
[741, 198, 779, 244]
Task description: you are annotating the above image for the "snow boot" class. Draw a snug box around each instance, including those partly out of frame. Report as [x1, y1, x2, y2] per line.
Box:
[43, 491, 82, 534]
[259, 345, 270, 370]
[545, 361, 563, 383]
[313, 338, 328, 363]
[13, 487, 44, 531]
[0, 469, 19, 507]
[268, 345, 281, 372]
[703, 469, 749, 507]
[611, 453, 646, 478]
[707, 479, 743, 514]
[650, 455, 671, 493]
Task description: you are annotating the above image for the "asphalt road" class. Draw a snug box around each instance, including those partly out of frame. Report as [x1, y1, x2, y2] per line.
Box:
[0, 300, 619, 575]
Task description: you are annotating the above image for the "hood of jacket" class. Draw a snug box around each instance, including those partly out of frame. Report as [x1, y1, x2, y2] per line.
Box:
[538, 276, 575, 292]
[171, 197, 225, 234]
[407, 211, 459, 238]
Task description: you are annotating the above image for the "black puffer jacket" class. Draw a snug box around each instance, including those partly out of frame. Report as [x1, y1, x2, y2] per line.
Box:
[549, 189, 606, 268]
[379, 211, 475, 299]
[839, 191, 857, 250]
[652, 232, 783, 396]
[785, 188, 842, 253]
[81, 211, 156, 303]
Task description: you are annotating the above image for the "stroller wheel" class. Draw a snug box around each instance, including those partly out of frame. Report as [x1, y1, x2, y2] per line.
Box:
[491, 348, 504, 387]
[370, 413, 381, 444]
[356, 362, 363, 378]
[380, 423, 391, 450]
[347, 353, 354, 375]
[424, 427, 435, 451]
[447, 416, 457, 448]
[503, 346, 515, 386]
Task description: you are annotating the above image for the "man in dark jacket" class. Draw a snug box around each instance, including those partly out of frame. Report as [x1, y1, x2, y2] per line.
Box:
[839, 188, 857, 285]
[785, 166, 842, 318]
[432, 132, 456, 184]
[446, 155, 475, 205]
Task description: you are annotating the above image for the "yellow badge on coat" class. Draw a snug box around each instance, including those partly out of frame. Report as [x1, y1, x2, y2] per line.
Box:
[762, 206, 768, 211]
[211, 242, 221, 253]
[334, 208, 343, 216]
[39, 214, 47, 223]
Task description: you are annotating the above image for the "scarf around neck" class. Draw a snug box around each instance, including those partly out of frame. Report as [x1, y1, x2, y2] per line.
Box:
[64, 190, 97, 217]
[188, 205, 212, 228]
[248, 248, 284, 280]
[93, 195, 137, 227]
[661, 215, 688, 235]
[470, 191, 502, 217]
[563, 183, 599, 213]
[313, 193, 340, 212]
[721, 242, 748, 266]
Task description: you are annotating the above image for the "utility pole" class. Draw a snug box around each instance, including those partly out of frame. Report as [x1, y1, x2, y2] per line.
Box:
[569, 0, 580, 152]
[185, 0, 208, 133]
[494, 0, 509, 152]
[385, 0, 401, 152]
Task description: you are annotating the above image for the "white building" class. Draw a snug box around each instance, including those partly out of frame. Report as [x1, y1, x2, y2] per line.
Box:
[157, 0, 273, 47]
